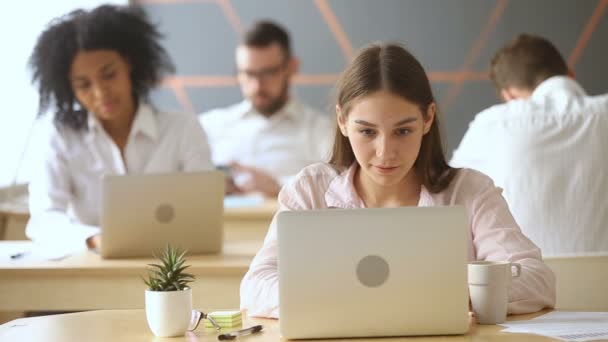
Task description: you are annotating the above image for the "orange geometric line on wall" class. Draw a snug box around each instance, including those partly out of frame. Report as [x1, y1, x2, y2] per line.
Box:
[164, 78, 195, 113]
[160, 70, 488, 111]
[568, 0, 608, 68]
[137, 0, 242, 32]
[443, 0, 509, 109]
[162, 71, 488, 89]
[141, 0, 488, 112]
[429, 71, 489, 82]
[138, 0, 243, 111]
[314, 0, 354, 61]
[216, 0, 244, 34]
[294, 74, 341, 85]
[164, 76, 238, 87]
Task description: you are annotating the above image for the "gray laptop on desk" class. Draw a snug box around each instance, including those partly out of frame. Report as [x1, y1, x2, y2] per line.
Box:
[277, 206, 469, 339]
[100, 171, 224, 259]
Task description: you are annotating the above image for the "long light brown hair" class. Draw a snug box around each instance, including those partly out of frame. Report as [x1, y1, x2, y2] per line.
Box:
[329, 43, 458, 193]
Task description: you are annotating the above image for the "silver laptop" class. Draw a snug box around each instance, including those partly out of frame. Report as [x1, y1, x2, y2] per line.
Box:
[100, 171, 224, 259]
[277, 206, 469, 339]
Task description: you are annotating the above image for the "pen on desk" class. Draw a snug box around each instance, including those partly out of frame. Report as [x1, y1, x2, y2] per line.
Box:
[218, 325, 263, 340]
[10, 251, 30, 260]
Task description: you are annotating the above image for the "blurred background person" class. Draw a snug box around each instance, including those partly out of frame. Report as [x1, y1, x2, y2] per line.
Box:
[27, 4, 213, 252]
[451, 34, 608, 256]
[200, 20, 331, 198]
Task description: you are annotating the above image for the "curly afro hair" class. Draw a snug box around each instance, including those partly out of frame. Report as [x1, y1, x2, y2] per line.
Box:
[29, 5, 175, 130]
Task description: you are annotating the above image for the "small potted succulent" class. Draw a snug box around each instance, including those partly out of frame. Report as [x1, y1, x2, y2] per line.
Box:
[144, 245, 195, 337]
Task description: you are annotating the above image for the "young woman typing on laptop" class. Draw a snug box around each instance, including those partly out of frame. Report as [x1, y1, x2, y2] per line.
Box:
[26, 5, 213, 252]
[241, 43, 556, 318]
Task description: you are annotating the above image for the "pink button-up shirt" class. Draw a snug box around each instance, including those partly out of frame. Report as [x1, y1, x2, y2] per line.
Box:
[240, 163, 556, 318]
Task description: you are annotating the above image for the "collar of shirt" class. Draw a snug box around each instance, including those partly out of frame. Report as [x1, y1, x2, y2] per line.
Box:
[239, 97, 300, 122]
[530, 76, 586, 103]
[85, 102, 159, 142]
[324, 163, 433, 208]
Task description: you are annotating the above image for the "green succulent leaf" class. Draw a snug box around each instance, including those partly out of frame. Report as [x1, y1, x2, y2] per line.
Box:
[143, 245, 195, 291]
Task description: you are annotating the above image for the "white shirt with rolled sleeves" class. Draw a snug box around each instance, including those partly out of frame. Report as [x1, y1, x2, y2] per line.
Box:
[451, 76, 608, 256]
[240, 163, 556, 318]
[26, 103, 214, 252]
[199, 98, 332, 185]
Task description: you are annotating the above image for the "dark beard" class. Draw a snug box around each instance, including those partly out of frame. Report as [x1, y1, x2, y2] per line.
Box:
[254, 81, 289, 117]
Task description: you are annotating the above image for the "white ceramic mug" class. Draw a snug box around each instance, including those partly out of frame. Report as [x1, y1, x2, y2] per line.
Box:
[145, 288, 193, 337]
[467, 261, 521, 324]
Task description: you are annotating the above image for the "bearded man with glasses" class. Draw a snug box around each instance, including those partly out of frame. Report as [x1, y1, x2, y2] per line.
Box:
[200, 21, 331, 198]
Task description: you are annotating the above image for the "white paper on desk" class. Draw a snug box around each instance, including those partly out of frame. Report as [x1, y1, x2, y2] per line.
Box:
[500, 311, 608, 341]
[224, 194, 265, 208]
[2, 242, 83, 262]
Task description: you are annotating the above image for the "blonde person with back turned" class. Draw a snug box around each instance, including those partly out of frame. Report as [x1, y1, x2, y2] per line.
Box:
[240, 43, 556, 319]
[26, 5, 213, 253]
[451, 34, 608, 256]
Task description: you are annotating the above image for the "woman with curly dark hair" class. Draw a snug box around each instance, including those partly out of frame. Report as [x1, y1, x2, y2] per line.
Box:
[26, 4, 213, 251]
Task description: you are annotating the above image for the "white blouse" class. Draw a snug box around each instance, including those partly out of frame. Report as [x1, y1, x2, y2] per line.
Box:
[26, 103, 213, 251]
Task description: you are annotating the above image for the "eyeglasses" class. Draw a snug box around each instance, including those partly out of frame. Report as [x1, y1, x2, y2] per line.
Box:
[237, 61, 288, 83]
[189, 310, 221, 331]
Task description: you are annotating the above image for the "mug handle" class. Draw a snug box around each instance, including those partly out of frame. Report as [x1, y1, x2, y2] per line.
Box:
[511, 263, 521, 278]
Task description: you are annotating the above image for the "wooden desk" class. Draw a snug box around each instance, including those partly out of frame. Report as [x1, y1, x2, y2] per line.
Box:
[0, 240, 257, 312]
[0, 195, 278, 244]
[223, 200, 277, 245]
[0, 188, 28, 240]
[0, 201, 28, 220]
[0, 309, 561, 342]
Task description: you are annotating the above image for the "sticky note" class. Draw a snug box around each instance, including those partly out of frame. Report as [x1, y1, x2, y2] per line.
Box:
[208, 310, 242, 321]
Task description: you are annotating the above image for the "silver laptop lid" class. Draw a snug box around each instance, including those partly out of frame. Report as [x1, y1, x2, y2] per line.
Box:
[101, 171, 224, 258]
[278, 206, 469, 339]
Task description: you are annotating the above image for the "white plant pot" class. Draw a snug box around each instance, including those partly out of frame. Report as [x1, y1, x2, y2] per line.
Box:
[145, 288, 193, 337]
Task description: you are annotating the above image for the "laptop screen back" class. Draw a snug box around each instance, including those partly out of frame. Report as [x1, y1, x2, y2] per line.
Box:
[101, 171, 224, 258]
[278, 206, 469, 339]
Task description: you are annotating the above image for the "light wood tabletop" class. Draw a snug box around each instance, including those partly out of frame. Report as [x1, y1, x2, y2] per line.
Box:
[0, 187, 28, 240]
[224, 200, 278, 219]
[0, 202, 28, 219]
[222, 200, 278, 244]
[0, 309, 562, 342]
[0, 185, 28, 219]
[0, 195, 277, 312]
[0, 240, 259, 311]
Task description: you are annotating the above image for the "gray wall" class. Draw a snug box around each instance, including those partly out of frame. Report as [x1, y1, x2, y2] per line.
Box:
[139, 0, 608, 156]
